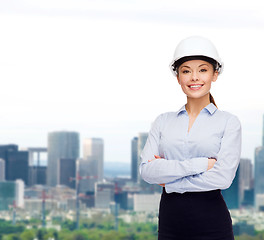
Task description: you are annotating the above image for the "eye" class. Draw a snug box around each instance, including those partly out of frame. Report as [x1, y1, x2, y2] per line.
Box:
[182, 69, 190, 74]
[200, 68, 207, 72]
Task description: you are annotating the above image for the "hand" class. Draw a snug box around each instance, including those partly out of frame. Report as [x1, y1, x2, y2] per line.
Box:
[207, 158, 217, 170]
[148, 155, 161, 162]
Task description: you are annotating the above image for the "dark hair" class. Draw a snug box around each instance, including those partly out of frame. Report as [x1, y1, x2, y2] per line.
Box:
[209, 93, 217, 108]
[172, 55, 218, 108]
[171, 55, 218, 74]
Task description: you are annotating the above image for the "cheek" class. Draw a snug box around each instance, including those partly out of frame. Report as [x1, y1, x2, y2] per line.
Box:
[178, 77, 189, 86]
[179, 82, 190, 94]
[202, 75, 214, 85]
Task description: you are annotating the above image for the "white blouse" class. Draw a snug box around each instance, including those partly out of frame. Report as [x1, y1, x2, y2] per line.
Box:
[139, 103, 242, 193]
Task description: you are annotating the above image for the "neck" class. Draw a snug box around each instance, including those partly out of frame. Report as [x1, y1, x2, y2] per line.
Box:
[186, 93, 211, 116]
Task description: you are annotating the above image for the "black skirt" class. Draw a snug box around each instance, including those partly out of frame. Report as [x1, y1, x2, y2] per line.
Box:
[158, 188, 234, 240]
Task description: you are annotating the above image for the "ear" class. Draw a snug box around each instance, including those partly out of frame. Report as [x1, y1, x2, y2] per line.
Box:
[212, 71, 218, 82]
[176, 74, 181, 85]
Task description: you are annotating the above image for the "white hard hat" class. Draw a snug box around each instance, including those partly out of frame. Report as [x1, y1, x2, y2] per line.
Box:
[170, 36, 223, 76]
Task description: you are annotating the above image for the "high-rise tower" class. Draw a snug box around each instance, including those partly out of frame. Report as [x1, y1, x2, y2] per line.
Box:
[77, 157, 98, 193]
[47, 131, 79, 186]
[83, 138, 104, 181]
[262, 114, 264, 146]
[254, 114, 264, 206]
[137, 133, 148, 184]
[255, 147, 264, 194]
[0, 159, 5, 181]
[131, 137, 138, 182]
[0, 145, 29, 185]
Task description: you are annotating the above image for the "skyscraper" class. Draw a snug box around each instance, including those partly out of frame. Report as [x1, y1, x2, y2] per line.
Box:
[0, 145, 19, 179]
[59, 158, 76, 189]
[239, 158, 253, 204]
[131, 137, 138, 182]
[25, 147, 47, 166]
[254, 114, 264, 206]
[26, 148, 47, 186]
[47, 131, 80, 187]
[0, 180, 24, 210]
[222, 159, 253, 209]
[28, 166, 47, 186]
[263, 114, 264, 146]
[83, 138, 104, 181]
[6, 150, 29, 185]
[0, 145, 29, 185]
[77, 157, 98, 193]
[0, 181, 16, 210]
[255, 147, 264, 194]
[240, 158, 253, 190]
[222, 165, 240, 209]
[137, 132, 148, 185]
[0, 159, 5, 181]
[95, 181, 115, 208]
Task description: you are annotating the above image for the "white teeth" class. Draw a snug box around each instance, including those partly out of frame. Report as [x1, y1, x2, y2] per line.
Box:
[190, 85, 202, 88]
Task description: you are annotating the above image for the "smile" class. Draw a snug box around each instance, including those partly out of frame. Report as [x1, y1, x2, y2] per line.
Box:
[188, 84, 204, 90]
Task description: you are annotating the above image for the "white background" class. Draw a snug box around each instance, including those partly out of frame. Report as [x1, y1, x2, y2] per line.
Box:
[0, 0, 263, 163]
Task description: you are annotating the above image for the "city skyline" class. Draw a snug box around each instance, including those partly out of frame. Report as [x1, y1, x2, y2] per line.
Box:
[0, 102, 264, 237]
[0, 113, 262, 166]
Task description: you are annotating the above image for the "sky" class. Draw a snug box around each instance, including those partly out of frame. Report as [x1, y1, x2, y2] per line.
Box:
[0, 0, 264, 164]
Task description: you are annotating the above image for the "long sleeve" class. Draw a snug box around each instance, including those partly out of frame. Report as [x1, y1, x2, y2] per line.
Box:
[165, 115, 242, 193]
[139, 114, 209, 185]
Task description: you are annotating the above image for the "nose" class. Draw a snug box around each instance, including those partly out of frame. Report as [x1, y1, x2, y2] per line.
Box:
[191, 71, 199, 81]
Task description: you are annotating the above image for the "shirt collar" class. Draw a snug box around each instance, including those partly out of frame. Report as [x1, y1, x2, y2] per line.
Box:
[177, 105, 187, 115]
[177, 103, 217, 116]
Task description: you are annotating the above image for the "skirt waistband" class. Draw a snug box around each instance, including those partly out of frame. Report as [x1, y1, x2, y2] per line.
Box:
[162, 187, 221, 198]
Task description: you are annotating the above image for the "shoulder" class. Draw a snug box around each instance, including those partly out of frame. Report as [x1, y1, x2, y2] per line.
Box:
[151, 111, 178, 128]
[216, 109, 240, 121]
[215, 109, 241, 131]
[154, 111, 178, 122]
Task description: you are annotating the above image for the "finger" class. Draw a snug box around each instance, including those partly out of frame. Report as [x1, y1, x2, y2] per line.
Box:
[154, 155, 161, 159]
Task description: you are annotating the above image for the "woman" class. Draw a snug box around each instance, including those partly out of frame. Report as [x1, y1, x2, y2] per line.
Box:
[139, 36, 241, 240]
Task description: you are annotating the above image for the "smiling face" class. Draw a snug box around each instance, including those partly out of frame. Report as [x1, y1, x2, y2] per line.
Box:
[176, 59, 218, 99]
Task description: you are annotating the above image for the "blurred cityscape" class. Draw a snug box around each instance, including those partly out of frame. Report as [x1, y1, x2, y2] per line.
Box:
[0, 114, 264, 239]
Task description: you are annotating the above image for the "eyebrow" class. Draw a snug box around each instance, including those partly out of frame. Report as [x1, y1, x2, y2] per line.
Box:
[180, 63, 209, 69]
[180, 65, 191, 69]
[198, 64, 209, 67]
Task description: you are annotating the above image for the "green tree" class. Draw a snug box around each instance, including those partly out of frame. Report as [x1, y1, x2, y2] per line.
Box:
[61, 220, 76, 231]
[36, 229, 48, 240]
[5, 234, 21, 240]
[20, 230, 34, 240]
[53, 231, 58, 240]
[73, 234, 86, 240]
[0, 221, 24, 235]
[43, 230, 55, 240]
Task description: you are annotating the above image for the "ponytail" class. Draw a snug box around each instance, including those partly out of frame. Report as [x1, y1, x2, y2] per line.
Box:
[209, 93, 217, 108]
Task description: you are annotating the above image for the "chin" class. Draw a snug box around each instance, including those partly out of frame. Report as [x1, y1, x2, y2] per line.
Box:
[186, 92, 210, 99]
